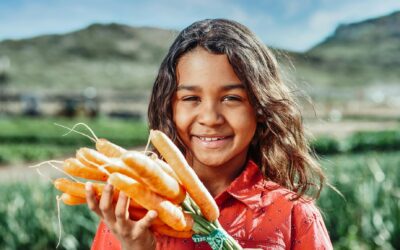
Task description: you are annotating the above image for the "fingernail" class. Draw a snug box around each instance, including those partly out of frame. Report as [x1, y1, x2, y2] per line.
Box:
[85, 182, 92, 191]
[105, 183, 112, 191]
[149, 210, 157, 218]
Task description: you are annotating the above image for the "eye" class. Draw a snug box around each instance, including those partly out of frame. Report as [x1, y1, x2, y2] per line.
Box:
[181, 96, 200, 102]
[222, 95, 242, 102]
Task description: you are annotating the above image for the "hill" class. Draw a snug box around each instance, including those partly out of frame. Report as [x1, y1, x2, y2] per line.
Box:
[292, 11, 400, 87]
[0, 11, 399, 93]
[0, 23, 178, 91]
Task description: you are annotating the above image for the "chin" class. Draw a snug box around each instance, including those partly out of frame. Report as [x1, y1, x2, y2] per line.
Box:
[200, 161, 224, 168]
[194, 154, 231, 168]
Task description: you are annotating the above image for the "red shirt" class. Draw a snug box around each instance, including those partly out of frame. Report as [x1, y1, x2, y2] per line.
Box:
[91, 160, 332, 249]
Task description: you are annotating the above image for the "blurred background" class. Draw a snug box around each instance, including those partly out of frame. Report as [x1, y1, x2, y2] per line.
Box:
[0, 0, 399, 249]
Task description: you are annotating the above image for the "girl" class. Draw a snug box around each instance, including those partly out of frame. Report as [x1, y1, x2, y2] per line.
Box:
[86, 19, 333, 249]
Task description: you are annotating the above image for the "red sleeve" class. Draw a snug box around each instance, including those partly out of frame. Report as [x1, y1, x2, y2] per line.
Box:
[291, 201, 333, 250]
[91, 221, 121, 250]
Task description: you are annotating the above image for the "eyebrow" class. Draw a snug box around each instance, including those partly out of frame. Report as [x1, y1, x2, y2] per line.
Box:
[176, 83, 245, 91]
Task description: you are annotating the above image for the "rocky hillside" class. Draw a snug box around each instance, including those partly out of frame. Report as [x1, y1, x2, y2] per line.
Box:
[295, 11, 400, 87]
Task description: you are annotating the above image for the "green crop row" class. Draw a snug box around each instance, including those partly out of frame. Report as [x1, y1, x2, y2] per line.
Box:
[311, 129, 400, 155]
[1, 117, 399, 165]
[0, 181, 98, 250]
[0, 117, 149, 165]
[0, 144, 76, 165]
[318, 151, 400, 249]
[0, 151, 399, 249]
[0, 117, 148, 146]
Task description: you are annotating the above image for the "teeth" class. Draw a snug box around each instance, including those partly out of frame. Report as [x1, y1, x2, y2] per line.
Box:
[199, 137, 223, 141]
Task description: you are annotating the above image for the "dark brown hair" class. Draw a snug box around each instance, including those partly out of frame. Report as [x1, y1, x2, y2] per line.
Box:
[148, 19, 325, 199]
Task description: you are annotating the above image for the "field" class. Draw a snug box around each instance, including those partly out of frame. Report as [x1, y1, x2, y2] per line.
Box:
[0, 117, 399, 249]
[0, 117, 148, 165]
[318, 152, 400, 249]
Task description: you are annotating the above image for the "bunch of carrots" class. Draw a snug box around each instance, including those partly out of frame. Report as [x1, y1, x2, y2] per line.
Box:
[44, 127, 242, 250]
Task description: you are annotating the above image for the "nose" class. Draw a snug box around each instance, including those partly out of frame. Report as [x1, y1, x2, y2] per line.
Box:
[197, 101, 224, 126]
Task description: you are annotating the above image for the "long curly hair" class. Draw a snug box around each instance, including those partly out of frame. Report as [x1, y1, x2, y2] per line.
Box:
[148, 19, 325, 200]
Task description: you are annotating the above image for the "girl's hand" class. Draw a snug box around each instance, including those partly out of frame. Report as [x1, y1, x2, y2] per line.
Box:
[85, 182, 158, 250]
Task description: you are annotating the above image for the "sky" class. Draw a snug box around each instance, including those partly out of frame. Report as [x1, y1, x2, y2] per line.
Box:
[0, 0, 400, 52]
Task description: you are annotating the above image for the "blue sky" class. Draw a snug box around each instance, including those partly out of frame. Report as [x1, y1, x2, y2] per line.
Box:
[1, 0, 400, 52]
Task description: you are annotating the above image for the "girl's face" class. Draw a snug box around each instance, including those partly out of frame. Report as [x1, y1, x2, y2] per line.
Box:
[172, 48, 257, 169]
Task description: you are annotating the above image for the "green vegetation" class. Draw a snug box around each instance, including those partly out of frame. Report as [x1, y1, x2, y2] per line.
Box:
[0, 117, 399, 249]
[0, 23, 177, 91]
[318, 151, 400, 249]
[311, 129, 400, 155]
[1, 11, 400, 91]
[0, 144, 76, 165]
[301, 11, 400, 87]
[0, 151, 398, 249]
[0, 181, 98, 250]
[0, 117, 148, 165]
[1, 117, 399, 165]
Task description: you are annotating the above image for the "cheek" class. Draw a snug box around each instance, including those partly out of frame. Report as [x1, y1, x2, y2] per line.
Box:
[238, 121, 257, 141]
[227, 108, 257, 132]
[172, 105, 192, 138]
[236, 119, 257, 145]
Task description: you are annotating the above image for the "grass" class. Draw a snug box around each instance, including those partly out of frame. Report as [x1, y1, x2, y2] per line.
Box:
[0, 117, 149, 165]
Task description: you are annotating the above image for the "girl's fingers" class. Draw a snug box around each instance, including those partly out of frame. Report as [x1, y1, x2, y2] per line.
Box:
[99, 184, 116, 224]
[135, 210, 158, 233]
[115, 191, 130, 222]
[114, 192, 134, 235]
[85, 182, 102, 217]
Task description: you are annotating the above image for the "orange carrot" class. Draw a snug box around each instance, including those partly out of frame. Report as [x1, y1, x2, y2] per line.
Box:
[122, 151, 186, 204]
[75, 148, 144, 183]
[154, 158, 180, 182]
[54, 178, 105, 199]
[127, 207, 164, 226]
[127, 208, 193, 238]
[76, 147, 109, 168]
[63, 158, 108, 181]
[150, 130, 219, 222]
[102, 158, 143, 183]
[60, 193, 86, 206]
[108, 173, 192, 231]
[96, 138, 127, 158]
[54, 178, 142, 208]
[151, 224, 194, 238]
[59, 190, 191, 234]
[128, 207, 193, 231]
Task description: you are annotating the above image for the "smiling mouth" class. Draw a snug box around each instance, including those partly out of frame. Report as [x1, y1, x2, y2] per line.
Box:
[196, 136, 228, 142]
[192, 135, 232, 149]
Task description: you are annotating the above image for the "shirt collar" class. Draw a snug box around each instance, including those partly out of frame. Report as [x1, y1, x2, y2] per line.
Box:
[217, 159, 285, 210]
